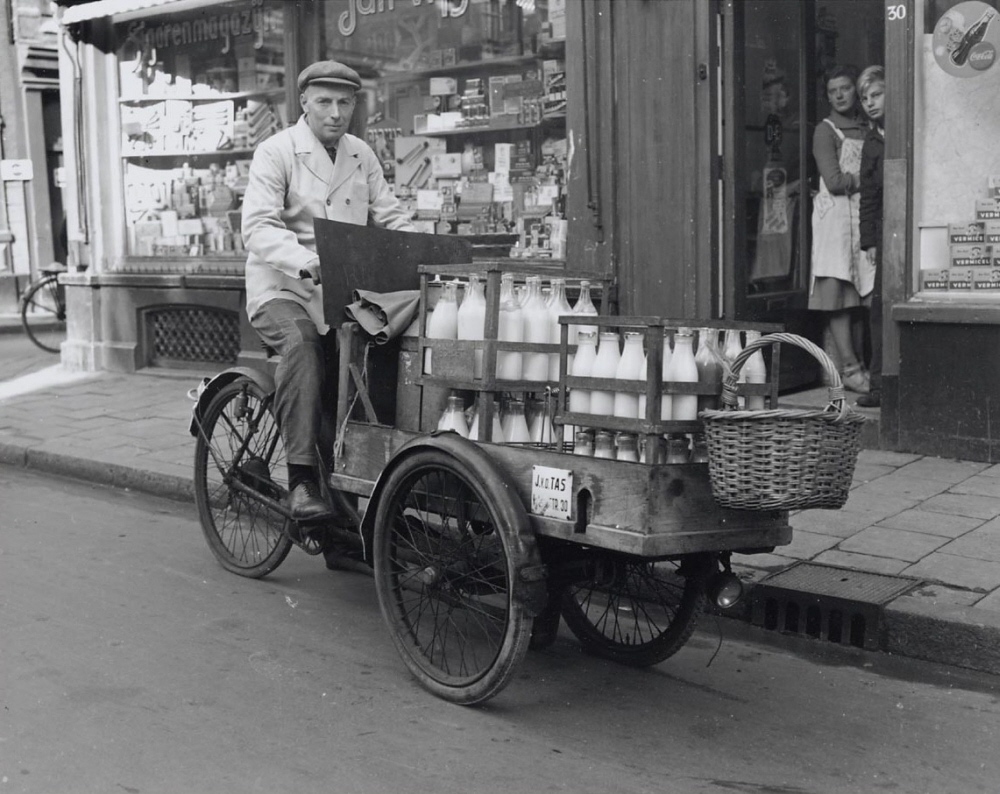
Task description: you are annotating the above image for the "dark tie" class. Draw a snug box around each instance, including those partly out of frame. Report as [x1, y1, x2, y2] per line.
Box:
[326, 146, 337, 164]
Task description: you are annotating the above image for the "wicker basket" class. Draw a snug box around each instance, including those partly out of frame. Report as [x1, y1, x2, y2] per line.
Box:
[700, 332, 866, 511]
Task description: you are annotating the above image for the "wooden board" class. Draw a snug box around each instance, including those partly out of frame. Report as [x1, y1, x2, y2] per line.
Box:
[314, 218, 472, 328]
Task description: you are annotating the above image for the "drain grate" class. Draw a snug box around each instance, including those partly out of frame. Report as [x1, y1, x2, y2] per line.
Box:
[751, 562, 919, 650]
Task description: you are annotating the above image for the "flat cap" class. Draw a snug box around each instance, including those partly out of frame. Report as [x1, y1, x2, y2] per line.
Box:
[297, 60, 362, 92]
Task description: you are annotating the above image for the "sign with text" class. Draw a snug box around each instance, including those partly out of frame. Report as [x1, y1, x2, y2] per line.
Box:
[530, 465, 573, 520]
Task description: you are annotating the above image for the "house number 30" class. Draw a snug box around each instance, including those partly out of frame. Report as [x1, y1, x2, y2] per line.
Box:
[887, 4, 907, 20]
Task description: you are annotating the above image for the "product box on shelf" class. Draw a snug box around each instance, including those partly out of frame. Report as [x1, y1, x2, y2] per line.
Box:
[972, 268, 1000, 291]
[977, 199, 1000, 220]
[948, 266, 974, 290]
[985, 219, 1000, 244]
[948, 222, 985, 244]
[950, 244, 991, 267]
[920, 269, 950, 291]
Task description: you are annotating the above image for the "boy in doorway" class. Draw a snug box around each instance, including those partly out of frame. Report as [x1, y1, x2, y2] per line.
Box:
[857, 65, 885, 408]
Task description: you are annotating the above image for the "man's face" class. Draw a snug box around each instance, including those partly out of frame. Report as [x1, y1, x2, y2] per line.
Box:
[301, 84, 356, 146]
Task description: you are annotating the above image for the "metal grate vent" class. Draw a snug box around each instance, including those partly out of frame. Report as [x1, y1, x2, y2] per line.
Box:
[751, 562, 919, 650]
[148, 306, 240, 366]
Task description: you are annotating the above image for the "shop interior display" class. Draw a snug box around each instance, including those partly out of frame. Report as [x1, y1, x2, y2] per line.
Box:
[116, 0, 287, 259]
[921, 175, 1000, 292]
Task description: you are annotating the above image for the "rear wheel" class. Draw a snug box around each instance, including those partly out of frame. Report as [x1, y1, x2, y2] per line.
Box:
[21, 273, 66, 353]
[561, 555, 708, 667]
[372, 449, 534, 704]
[193, 378, 292, 578]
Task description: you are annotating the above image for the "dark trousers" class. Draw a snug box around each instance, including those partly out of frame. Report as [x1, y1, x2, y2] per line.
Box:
[249, 299, 337, 469]
[868, 253, 882, 392]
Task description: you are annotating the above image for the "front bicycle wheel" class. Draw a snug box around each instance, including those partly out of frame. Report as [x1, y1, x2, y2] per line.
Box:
[21, 274, 66, 353]
[372, 449, 534, 705]
[193, 377, 292, 578]
[561, 555, 708, 667]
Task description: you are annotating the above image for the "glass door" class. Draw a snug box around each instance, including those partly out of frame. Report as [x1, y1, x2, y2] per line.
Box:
[723, 0, 885, 390]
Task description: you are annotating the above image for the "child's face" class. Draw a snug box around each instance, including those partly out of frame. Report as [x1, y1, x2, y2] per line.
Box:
[861, 81, 885, 123]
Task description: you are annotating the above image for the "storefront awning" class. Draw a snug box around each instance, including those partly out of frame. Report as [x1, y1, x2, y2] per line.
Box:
[61, 0, 225, 26]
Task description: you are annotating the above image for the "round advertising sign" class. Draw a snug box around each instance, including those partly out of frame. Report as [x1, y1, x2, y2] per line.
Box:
[933, 0, 1000, 77]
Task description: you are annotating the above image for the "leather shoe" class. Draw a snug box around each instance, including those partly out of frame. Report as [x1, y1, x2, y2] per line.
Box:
[856, 389, 881, 408]
[288, 481, 334, 523]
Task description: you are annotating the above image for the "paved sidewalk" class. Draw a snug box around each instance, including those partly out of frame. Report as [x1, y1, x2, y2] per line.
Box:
[2, 339, 1000, 676]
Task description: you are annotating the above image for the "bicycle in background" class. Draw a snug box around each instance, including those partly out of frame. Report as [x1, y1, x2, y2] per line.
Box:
[20, 263, 67, 353]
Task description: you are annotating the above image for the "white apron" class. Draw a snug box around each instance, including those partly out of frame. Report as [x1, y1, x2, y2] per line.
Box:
[810, 119, 875, 298]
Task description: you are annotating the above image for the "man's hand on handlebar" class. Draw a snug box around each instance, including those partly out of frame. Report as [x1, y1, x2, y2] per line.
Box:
[299, 266, 322, 285]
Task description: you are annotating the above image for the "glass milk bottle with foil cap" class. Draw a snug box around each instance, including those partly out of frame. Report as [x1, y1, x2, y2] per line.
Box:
[667, 328, 699, 421]
[722, 328, 746, 406]
[423, 280, 458, 374]
[496, 273, 523, 380]
[588, 332, 620, 416]
[436, 393, 469, 437]
[502, 398, 531, 444]
[568, 331, 597, 415]
[637, 348, 649, 419]
[660, 329, 674, 421]
[521, 276, 551, 381]
[469, 396, 504, 442]
[571, 279, 599, 337]
[547, 278, 574, 381]
[456, 274, 486, 379]
[616, 432, 639, 462]
[593, 430, 615, 459]
[743, 329, 767, 410]
[695, 327, 725, 413]
[613, 331, 644, 418]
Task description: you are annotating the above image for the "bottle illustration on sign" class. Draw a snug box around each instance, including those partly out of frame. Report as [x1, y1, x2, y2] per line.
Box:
[951, 9, 995, 66]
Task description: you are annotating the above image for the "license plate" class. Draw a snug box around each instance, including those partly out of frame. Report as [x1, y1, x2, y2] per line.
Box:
[530, 465, 573, 520]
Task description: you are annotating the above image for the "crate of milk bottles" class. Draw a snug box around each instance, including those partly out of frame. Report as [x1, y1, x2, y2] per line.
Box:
[416, 262, 611, 444]
[554, 316, 783, 464]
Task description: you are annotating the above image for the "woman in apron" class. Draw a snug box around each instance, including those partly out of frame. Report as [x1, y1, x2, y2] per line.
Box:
[809, 65, 875, 394]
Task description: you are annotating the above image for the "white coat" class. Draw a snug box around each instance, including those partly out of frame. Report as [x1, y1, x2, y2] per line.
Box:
[242, 115, 414, 333]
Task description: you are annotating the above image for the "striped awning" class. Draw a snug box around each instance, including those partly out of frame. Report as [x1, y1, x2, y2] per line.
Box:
[61, 0, 226, 26]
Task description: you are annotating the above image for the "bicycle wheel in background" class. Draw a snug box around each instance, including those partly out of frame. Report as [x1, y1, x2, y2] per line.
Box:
[21, 274, 67, 353]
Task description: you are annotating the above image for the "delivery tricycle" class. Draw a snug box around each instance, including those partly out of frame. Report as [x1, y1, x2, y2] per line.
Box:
[189, 223, 860, 705]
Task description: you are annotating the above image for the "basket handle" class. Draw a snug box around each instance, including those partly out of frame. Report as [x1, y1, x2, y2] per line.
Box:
[720, 332, 849, 420]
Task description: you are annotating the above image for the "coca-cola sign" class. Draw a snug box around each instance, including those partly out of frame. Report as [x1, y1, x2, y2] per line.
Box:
[933, 1, 999, 77]
[968, 43, 997, 71]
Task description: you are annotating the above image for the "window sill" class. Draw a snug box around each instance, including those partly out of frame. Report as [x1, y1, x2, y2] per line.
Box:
[892, 293, 1000, 324]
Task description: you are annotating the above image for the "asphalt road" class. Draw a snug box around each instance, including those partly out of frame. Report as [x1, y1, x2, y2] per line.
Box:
[2, 465, 999, 794]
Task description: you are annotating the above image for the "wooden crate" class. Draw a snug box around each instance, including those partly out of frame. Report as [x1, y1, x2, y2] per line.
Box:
[331, 422, 790, 557]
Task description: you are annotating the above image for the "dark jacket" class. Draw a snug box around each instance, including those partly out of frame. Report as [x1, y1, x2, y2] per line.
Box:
[858, 125, 885, 253]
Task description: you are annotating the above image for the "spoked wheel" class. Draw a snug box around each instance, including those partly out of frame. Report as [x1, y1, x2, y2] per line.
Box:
[373, 449, 535, 705]
[21, 273, 66, 353]
[193, 378, 292, 578]
[561, 554, 709, 667]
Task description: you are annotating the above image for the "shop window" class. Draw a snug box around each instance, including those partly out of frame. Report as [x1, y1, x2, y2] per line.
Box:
[914, 0, 1000, 300]
[320, 0, 569, 258]
[114, 0, 288, 260]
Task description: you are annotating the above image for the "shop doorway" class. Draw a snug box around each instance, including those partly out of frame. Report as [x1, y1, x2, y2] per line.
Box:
[722, 0, 885, 390]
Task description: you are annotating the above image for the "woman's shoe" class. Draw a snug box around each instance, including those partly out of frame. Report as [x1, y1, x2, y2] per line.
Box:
[856, 390, 881, 408]
[841, 364, 870, 394]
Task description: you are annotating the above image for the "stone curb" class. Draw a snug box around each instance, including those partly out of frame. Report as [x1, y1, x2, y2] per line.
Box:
[883, 595, 1000, 676]
[710, 577, 1000, 677]
[0, 441, 194, 502]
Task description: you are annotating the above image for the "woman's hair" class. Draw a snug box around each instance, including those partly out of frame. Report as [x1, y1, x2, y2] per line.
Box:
[824, 64, 859, 87]
[857, 65, 885, 98]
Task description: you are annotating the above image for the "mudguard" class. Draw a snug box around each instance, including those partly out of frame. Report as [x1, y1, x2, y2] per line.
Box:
[188, 367, 276, 438]
[362, 431, 548, 615]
